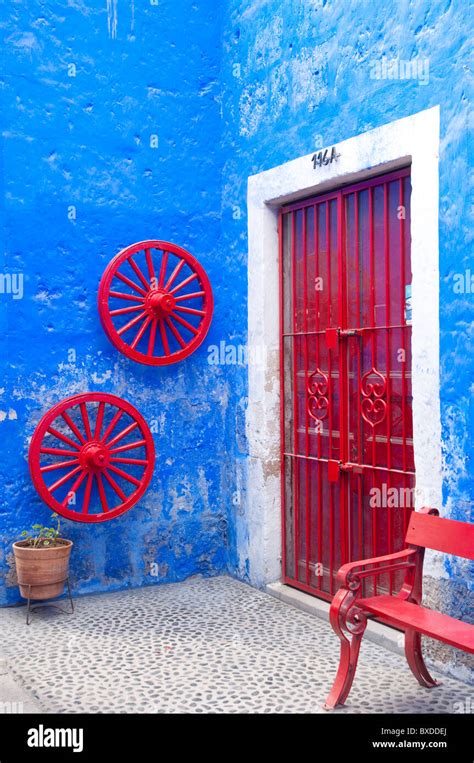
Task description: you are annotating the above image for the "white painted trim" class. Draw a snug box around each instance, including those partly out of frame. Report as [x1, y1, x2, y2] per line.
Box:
[246, 106, 442, 586]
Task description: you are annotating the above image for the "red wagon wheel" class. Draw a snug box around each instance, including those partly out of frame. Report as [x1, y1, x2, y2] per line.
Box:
[29, 393, 155, 523]
[98, 240, 213, 366]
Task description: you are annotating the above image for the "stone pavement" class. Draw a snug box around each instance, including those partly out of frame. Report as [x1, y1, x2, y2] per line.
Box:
[0, 576, 471, 714]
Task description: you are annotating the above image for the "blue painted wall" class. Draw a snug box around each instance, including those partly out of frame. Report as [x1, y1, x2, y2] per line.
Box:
[0, 0, 472, 617]
[221, 0, 473, 606]
[0, 0, 232, 605]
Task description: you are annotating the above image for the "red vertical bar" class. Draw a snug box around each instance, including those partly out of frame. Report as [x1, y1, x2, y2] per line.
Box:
[291, 211, 300, 582]
[278, 210, 287, 582]
[384, 182, 393, 592]
[315, 204, 323, 588]
[369, 186, 377, 595]
[338, 192, 348, 569]
[355, 192, 363, 561]
[326, 200, 334, 594]
[302, 208, 311, 586]
[369, 187, 376, 369]
[400, 179, 409, 530]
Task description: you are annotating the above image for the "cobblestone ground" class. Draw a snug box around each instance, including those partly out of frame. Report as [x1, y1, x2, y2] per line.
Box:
[0, 576, 470, 714]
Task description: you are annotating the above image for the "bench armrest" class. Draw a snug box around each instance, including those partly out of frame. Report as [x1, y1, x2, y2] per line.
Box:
[336, 548, 417, 587]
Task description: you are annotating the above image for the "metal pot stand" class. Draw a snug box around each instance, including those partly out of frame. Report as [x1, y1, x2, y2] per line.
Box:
[24, 577, 74, 626]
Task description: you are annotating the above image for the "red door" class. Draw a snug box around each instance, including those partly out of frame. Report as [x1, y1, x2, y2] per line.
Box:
[279, 168, 414, 600]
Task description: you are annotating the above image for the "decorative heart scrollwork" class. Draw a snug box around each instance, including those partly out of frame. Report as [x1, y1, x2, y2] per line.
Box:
[360, 367, 387, 427]
[307, 368, 329, 422]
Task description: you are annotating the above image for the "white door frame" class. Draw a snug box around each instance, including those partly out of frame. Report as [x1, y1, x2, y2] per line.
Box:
[245, 106, 442, 586]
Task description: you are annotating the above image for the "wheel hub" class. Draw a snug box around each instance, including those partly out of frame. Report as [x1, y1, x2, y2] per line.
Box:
[145, 289, 176, 317]
[81, 442, 109, 471]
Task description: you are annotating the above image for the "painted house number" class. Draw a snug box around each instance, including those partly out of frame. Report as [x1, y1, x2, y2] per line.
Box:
[312, 146, 340, 169]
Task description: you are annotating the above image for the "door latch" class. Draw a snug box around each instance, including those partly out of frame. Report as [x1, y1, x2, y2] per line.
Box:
[328, 460, 364, 481]
[325, 327, 362, 348]
[339, 329, 362, 337]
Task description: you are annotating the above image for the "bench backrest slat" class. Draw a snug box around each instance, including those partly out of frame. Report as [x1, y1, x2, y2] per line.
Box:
[405, 511, 474, 560]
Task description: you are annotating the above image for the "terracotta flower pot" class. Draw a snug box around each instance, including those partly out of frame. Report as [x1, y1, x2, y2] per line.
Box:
[12, 539, 73, 601]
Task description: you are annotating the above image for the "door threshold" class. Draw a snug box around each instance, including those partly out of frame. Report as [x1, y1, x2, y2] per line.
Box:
[266, 581, 405, 658]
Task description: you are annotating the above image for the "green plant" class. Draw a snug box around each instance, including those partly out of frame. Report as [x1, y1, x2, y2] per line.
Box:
[19, 513, 64, 548]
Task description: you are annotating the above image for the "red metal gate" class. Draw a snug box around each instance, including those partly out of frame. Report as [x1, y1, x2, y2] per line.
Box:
[279, 167, 414, 600]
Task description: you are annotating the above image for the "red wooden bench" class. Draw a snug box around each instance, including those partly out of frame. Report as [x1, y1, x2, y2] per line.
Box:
[324, 507, 474, 710]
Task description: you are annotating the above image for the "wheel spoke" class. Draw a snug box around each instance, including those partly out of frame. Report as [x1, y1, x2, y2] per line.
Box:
[164, 258, 185, 291]
[103, 470, 127, 502]
[174, 305, 205, 317]
[147, 318, 158, 357]
[94, 402, 105, 439]
[109, 439, 147, 454]
[40, 458, 79, 473]
[109, 291, 145, 303]
[61, 469, 87, 507]
[82, 473, 94, 514]
[158, 250, 169, 288]
[106, 421, 139, 448]
[130, 315, 152, 350]
[117, 311, 147, 336]
[108, 464, 141, 487]
[128, 256, 151, 291]
[47, 427, 81, 450]
[80, 402, 92, 440]
[111, 457, 148, 466]
[100, 409, 124, 444]
[114, 271, 147, 297]
[145, 248, 155, 282]
[174, 291, 205, 302]
[50, 465, 82, 492]
[95, 473, 109, 513]
[165, 317, 186, 348]
[60, 412, 86, 445]
[171, 311, 199, 335]
[40, 447, 79, 457]
[159, 319, 170, 356]
[169, 272, 199, 295]
[110, 305, 144, 317]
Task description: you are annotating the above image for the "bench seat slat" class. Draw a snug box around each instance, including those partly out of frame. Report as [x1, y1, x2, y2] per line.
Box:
[358, 596, 474, 654]
[405, 511, 474, 559]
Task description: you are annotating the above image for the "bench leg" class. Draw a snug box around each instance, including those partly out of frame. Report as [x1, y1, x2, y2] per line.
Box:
[323, 587, 367, 710]
[324, 630, 364, 710]
[405, 629, 440, 688]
